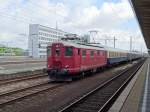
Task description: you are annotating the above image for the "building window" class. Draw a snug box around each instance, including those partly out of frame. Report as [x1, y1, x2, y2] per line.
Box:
[39, 51, 46, 53]
[65, 47, 73, 56]
[47, 47, 51, 56]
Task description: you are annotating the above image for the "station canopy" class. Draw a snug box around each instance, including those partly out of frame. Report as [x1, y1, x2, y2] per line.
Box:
[131, 0, 150, 52]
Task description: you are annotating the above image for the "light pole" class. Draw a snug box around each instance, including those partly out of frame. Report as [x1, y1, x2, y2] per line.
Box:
[113, 36, 117, 48]
[130, 36, 132, 52]
[129, 36, 133, 62]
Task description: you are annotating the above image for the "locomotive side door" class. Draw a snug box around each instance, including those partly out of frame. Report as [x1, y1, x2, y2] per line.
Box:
[75, 48, 81, 71]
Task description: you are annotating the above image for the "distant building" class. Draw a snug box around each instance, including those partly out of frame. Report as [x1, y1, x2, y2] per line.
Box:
[28, 24, 67, 58]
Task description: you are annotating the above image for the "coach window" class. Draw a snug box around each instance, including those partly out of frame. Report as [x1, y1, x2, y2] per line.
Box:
[65, 47, 73, 56]
[55, 48, 60, 56]
[109, 52, 111, 57]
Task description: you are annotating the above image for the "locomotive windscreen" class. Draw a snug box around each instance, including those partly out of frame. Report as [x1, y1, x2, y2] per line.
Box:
[55, 48, 61, 56]
[65, 47, 73, 56]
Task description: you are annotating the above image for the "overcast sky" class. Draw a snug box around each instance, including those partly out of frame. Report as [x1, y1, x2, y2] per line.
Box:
[0, 0, 147, 52]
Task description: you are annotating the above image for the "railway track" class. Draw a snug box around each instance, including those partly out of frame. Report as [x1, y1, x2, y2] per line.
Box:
[0, 73, 48, 86]
[0, 60, 46, 65]
[59, 59, 144, 112]
[0, 81, 64, 107]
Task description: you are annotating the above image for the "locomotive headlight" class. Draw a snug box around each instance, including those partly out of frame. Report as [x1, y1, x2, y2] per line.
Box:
[65, 65, 69, 68]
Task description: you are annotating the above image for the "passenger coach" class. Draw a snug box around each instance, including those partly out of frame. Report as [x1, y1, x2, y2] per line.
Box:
[106, 48, 128, 65]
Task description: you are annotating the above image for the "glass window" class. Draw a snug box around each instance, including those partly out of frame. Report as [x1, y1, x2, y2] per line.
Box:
[82, 50, 86, 56]
[91, 51, 94, 57]
[97, 50, 100, 55]
[55, 48, 60, 56]
[78, 49, 80, 55]
[47, 47, 51, 56]
[65, 47, 73, 56]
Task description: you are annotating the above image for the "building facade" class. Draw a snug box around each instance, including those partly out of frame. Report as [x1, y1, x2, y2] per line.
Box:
[28, 24, 67, 58]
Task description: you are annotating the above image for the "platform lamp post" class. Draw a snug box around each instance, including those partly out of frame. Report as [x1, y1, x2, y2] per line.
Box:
[129, 36, 133, 62]
[130, 36, 132, 52]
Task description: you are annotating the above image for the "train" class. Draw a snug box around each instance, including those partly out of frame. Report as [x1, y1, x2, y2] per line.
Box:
[46, 42, 142, 81]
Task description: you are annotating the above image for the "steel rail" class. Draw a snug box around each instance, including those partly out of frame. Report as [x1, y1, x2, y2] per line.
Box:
[0, 82, 64, 107]
[0, 81, 49, 97]
[98, 60, 144, 112]
[0, 60, 46, 65]
[0, 73, 48, 86]
[59, 59, 144, 112]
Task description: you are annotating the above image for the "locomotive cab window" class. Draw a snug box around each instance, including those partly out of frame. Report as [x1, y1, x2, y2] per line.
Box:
[91, 51, 94, 57]
[78, 49, 80, 55]
[55, 48, 60, 56]
[82, 50, 86, 57]
[65, 47, 73, 56]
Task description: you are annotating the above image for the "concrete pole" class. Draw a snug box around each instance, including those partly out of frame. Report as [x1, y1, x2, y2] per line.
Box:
[114, 36, 117, 48]
[130, 36, 132, 52]
[130, 36, 132, 62]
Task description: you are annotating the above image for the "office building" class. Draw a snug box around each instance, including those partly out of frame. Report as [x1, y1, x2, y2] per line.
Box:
[28, 24, 67, 58]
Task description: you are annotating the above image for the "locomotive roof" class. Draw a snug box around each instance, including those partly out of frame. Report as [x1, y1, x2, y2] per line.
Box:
[62, 41, 106, 51]
[49, 41, 141, 55]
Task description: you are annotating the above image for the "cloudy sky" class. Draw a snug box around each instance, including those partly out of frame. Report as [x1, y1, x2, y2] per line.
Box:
[0, 0, 147, 52]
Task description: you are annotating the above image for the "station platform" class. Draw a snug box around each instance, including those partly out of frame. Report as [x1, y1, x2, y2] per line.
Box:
[109, 58, 149, 112]
[0, 57, 46, 76]
[0, 62, 46, 75]
[0, 56, 46, 64]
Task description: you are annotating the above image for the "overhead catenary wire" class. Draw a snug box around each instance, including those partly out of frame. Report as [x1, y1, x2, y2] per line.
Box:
[108, 0, 136, 50]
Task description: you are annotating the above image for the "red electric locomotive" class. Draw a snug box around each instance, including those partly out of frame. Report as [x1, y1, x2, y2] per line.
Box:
[47, 42, 107, 81]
